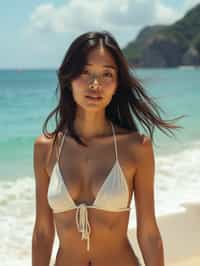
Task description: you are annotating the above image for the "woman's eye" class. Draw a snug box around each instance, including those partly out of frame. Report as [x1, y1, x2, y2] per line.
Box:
[103, 72, 113, 78]
[81, 70, 89, 75]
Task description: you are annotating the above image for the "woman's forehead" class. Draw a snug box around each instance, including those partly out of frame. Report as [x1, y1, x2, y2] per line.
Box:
[86, 47, 117, 69]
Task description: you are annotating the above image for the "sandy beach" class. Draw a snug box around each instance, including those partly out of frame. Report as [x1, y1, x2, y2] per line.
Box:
[127, 201, 200, 266]
[170, 256, 200, 266]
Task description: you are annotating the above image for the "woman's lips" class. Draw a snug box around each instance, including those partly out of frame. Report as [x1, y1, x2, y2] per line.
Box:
[85, 95, 103, 101]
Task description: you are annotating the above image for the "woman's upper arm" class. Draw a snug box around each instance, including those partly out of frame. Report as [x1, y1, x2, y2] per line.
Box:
[33, 135, 55, 238]
[133, 135, 160, 239]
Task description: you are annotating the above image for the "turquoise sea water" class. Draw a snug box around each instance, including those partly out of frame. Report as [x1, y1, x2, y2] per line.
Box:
[0, 68, 199, 178]
[0, 68, 199, 265]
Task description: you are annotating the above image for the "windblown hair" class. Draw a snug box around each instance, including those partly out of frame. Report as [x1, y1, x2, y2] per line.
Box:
[43, 30, 184, 148]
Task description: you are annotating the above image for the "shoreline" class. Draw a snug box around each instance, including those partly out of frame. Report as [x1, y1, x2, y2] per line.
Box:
[127, 201, 200, 266]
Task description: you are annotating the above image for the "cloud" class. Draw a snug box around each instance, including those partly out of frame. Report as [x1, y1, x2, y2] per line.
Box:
[24, 0, 199, 49]
[29, 4, 66, 33]
[155, 1, 182, 24]
[17, 0, 200, 67]
[27, 0, 182, 35]
[183, 0, 200, 10]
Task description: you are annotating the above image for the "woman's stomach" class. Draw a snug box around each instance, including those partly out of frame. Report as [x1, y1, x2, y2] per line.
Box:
[54, 239, 139, 266]
[53, 209, 139, 265]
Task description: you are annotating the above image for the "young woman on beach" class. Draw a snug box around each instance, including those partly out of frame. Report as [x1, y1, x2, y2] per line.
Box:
[32, 31, 183, 266]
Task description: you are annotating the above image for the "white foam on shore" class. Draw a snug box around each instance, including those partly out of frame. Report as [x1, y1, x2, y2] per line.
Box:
[0, 177, 34, 266]
[0, 140, 200, 265]
[129, 140, 200, 227]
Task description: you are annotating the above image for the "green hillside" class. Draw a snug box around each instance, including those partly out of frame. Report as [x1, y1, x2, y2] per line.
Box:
[123, 4, 200, 67]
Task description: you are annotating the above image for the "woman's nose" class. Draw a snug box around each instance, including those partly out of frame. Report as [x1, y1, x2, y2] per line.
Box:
[92, 78, 99, 86]
[89, 76, 101, 88]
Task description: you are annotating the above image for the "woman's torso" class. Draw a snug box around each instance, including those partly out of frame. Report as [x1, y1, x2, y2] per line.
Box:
[45, 124, 143, 266]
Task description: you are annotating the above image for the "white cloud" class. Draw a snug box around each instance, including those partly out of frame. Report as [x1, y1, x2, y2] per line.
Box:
[155, 1, 182, 24]
[27, 0, 182, 35]
[29, 4, 66, 33]
[183, 0, 200, 11]
[24, 0, 200, 49]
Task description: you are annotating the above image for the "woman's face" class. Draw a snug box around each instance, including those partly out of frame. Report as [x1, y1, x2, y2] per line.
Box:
[71, 46, 118, 112]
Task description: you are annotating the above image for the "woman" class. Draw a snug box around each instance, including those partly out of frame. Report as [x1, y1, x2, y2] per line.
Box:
[32, 31, 183, 266]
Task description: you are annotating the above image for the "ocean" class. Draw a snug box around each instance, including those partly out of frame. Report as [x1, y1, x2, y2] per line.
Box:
[0, 68, 199, 265]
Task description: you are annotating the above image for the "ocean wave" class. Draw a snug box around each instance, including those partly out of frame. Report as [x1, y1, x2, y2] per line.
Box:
[1, 143, 200, 264]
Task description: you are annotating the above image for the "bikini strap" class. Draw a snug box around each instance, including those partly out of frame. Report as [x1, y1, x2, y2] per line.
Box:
[57, 128, 68, 161]
[110, 122, 119, 162]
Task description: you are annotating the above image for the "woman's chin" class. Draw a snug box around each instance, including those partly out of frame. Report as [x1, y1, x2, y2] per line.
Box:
[79, 103, 106, 112]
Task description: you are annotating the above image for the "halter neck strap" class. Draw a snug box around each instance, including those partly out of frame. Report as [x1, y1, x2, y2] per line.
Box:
[58, 123, 119, 162]
[57, 128, 68, 160]
[110, 122, 119, 162]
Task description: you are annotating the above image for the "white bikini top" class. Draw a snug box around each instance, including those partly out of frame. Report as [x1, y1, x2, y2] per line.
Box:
[47, 122, 131, 251]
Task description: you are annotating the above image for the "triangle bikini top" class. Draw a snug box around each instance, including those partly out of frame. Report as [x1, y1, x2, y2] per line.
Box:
[47, 121, 131, 251]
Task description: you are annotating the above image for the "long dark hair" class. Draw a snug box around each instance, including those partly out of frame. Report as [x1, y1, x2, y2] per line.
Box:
[43, 30, 184, 148]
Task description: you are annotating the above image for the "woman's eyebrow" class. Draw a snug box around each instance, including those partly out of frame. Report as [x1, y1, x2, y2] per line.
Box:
[86, 63, 117, 70]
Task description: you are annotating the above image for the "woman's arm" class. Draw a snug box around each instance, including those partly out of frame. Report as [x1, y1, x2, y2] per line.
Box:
[134, 135, 165, 266]
[32, 135, 55, 266]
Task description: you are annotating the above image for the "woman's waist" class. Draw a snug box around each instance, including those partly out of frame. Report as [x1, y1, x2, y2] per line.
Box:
[57, 225, 129, 250]
[55, 241, 139, 266]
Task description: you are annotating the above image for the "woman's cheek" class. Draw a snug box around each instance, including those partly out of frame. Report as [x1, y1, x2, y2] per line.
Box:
[71, 79, 86, 100]
[104, 84, 117, 98]
[72, 78, 86, 89]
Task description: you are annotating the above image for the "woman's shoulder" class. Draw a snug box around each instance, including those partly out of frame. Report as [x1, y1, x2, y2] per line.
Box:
[127, 131, 154, 164]
[115, 125, 151, 146]
[34, 133, 53, 151]
[34, 132, 64, 158]
[116, 126, 153, 158]
[131, 132, 152, 147]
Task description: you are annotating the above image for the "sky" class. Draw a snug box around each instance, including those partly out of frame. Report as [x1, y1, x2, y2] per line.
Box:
[0, 0, 200, 69]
